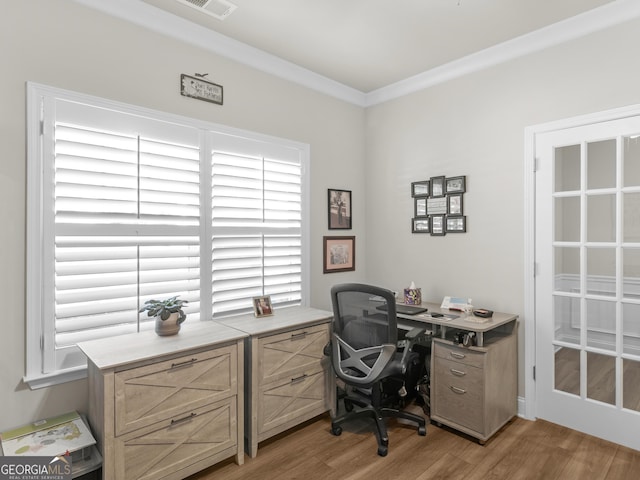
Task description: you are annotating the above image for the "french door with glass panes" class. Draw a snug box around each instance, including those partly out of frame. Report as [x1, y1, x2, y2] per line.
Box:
[535, 113, 640, 450]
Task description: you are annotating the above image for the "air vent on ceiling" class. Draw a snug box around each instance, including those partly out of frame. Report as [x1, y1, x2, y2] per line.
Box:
[175, 0, 237, 21]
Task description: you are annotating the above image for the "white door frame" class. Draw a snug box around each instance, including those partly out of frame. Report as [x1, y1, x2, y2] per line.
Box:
[523, 102, 640, 422]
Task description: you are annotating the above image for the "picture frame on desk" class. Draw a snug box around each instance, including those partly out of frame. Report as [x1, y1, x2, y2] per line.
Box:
[328, 189, 352, 230]
[253, 295, 273, 317]
[323, 236, 355, 273]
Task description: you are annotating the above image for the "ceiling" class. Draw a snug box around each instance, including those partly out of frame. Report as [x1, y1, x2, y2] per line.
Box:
[77, 0, 640, 105]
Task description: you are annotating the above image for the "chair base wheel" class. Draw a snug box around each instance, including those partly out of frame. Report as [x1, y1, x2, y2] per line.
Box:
[331, 425, 343, 436]
[377, 445, 388, 456]
[418, 426, 427, 436]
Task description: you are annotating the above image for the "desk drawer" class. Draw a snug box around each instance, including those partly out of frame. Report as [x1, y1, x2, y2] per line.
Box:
[115, 398, 236, 480]
[259, 323, 329, 385]
[115, 345, 236, 435]
[258, 369, 327, 435]
[433, 357, 483, 433]
[433, 341, 485, 369]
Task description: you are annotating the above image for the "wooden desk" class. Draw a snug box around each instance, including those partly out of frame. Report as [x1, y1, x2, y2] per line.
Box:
[397, 302, 518, 444]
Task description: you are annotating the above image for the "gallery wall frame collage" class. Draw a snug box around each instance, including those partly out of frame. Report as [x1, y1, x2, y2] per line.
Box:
[324, 188, 355, 273]
[411, 175, 466, 235]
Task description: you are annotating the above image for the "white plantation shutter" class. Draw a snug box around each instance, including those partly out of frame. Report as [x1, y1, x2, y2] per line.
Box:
[211, 133, 303, 317]
[26, 84, 308, 387]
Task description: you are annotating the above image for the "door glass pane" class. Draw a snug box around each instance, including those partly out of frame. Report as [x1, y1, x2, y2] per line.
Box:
[587, 139, 616, 190]
[623, 248, 640, 299]
[554, 296, 579, 345]
[555, 247, 580, 293]
[555, 196, 580, 242]
[623, 302, 640, 355]
[623, 358, 640, 412]
[586, 299, 615, 351]
[623, 135, 640, 187]
[555, 144, 581, 192]
[586, 247, 615, 297]
[555, 346, 580, 395]
[624, 192, 640, 243]
[587, 194, 616, 242]
[587, 351, 615, 405]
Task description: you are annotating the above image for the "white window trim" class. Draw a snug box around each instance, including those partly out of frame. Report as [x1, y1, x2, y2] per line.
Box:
[25, 82, 310, 388]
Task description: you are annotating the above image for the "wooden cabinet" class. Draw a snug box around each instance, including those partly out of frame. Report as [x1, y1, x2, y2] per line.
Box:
[216, 307, 334, 457]
[430, 326, 517, 443]
[79, 322, 247, 480]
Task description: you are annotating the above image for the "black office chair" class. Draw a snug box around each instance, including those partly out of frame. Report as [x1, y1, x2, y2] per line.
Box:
[327, 283, 427, 456]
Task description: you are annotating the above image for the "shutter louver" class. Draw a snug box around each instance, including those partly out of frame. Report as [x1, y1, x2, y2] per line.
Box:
[53, 122, 200, 347]
[211, 149, 302, 317]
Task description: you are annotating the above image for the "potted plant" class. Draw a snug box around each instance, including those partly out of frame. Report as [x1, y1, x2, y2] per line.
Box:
[139, 295, 189, 336]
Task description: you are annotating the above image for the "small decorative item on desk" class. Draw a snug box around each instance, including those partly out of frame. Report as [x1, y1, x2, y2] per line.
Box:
[139, 296, 188, 336]
[404, 282, 422, 305]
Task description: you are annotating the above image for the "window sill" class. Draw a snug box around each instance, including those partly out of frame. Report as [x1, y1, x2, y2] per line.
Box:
[24, 367, 87, 390]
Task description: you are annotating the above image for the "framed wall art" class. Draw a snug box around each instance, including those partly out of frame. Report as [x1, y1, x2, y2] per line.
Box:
[448, 193, 463, 215]
[411, 180, 430, 197]
[430, 215, 445, 236]
[446, 216, 467, 233]
[445, 176, 466, 194]
[430, 176, 446, 197]
[328, 189, 352, 229]
[323, 236, 355, 273]
[412, 218, 430, 233]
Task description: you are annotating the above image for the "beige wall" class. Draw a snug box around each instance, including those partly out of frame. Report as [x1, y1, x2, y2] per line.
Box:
[3, 0, 640, 431]
[364, 17, 640, 394]
[0, 1, 366, 430]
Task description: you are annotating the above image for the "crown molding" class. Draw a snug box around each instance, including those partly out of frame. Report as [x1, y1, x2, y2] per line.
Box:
[365, 0, 640, 106]
[75, 0, 640, 108]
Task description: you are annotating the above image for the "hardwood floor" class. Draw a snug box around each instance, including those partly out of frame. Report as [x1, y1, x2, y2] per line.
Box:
[188, 405, 640, 480]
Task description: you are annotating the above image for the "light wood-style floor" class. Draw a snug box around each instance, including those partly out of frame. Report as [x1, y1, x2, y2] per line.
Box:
[188, 406, 640, 480]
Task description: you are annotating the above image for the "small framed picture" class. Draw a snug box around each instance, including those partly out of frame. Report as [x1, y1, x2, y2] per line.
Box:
[430, 214, 446, 236]
[328, 189, 352, 230]
[411, 180, 430, 197]
[323, 236, 355, 273]
[445, 176, 466, 194]
[253, 295, 273, 317]
[448, 193, 463, 215]
[414, 197, 428, 217]
[446, 215, 467, 233]
[412, 218, 430, 233]
[430, 176, 446, 197]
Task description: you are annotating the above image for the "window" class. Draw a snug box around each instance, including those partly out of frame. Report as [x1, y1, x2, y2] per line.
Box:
[26, 83, 309, 388]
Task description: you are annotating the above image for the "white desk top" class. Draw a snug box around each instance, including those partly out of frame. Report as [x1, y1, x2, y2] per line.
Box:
[396, 302, 518, 333]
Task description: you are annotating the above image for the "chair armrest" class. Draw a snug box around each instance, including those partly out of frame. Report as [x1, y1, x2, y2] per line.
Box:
[398, 327, 427, 371]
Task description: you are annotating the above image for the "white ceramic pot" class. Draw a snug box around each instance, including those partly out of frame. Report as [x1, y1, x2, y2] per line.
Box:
[155, 312, 181, 336]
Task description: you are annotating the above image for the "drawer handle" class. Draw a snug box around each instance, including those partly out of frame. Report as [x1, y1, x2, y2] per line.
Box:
[171, 358, 197, 369]
[449, 352, 466, 359]
[450, 368, 466, 376]
[450, 386, 466, 395]
[171, 412, 197, 425]
[291, 374, 308, 385]
[291, 332, 308, 341]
